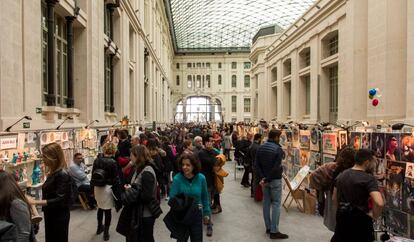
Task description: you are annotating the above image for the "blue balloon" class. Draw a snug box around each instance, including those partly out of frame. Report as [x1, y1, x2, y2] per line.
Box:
[369, 88, 377, 96]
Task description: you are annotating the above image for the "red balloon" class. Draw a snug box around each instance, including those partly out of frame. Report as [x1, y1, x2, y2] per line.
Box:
[372, 99, 379, 106]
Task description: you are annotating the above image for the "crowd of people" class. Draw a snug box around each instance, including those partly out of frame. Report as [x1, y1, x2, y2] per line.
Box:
[0, 122, 386, 242]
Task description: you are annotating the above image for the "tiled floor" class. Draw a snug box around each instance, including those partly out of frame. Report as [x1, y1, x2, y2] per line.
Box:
[35, 161, 333, 242]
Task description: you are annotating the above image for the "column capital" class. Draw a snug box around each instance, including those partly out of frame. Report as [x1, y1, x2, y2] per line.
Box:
[65, 16, 76, 22]
[46, 0, 59, 6]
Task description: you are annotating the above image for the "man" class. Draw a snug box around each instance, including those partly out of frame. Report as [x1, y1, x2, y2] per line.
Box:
[130, 135, 140, 147]
[69, 153, 96, 209]
[331, 149, 384, 242]
[239, 134, 253, 187]
[256, 129, 288, 239]
[197, 135, 217, 237]
[193, 136, 204, 157]
[250, 133, 262, 198]
[135, 126, 143, 137]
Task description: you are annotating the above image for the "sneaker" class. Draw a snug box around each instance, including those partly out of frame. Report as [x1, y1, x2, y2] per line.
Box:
[206, 224, 213, 237]
[212, 206, 222, 214]
[270, 232, 289, 239]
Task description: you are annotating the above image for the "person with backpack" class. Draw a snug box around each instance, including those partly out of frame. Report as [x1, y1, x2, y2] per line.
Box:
[26, 142, 72, 242]
[117, 145, 162, 242]
[0, 170, 35, 242]
[91, 142, 120, 241]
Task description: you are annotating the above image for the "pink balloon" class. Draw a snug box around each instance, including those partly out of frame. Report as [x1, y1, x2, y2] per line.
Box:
[372, 99, 379, 106]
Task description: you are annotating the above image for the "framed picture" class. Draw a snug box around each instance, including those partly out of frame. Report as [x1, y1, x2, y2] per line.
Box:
[292, 127, 300, 148]
[322, 132, 338, 155]
[372, 133, 385, 158]
[350, 132, 361, 150]
[361, 132, 372, 149]
[292, 148, 300, 166]
[280, 130, 288, 149]
[322, 154, 336, 164]
[310, 127, 319, 151]
[299, 130, 311, 150]
[386, 160, 406, 210]
[300, 150, 310, 167]
[338, 131, 348, 150]
[385, 133, 401, 161]
[400, 133, 414, 162]
[309, 152, 321, 170]
[385, 208, 409, 237]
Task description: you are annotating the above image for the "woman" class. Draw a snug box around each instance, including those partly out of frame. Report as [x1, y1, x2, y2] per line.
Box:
[28, 142, 72, 242]
[116, 129, 132, 178]
[168, 154, 211, 242]
[182, 139, 194, 155]
[91, 142, 120, 241]
[117, 145, 161, 242]
[0, 171, 34, 242]
[147, 138, 167, 197]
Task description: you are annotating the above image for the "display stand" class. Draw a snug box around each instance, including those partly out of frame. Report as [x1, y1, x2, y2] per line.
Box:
[282, 165, 310, 212]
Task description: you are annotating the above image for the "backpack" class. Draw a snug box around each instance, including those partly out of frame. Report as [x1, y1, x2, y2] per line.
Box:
[90, 168, 107, 187]
[0, 220, 17, 242]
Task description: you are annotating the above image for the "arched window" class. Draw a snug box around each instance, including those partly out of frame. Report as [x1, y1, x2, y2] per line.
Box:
[174, 96, 222, 123]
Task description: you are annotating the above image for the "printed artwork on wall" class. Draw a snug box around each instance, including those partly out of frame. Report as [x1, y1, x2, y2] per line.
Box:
[350, 132, 361, 150]
[280, 130, 288, 149]
[400, 133, 414, 162]
[310, 127, 319, 151]
[385, 133, 402, 161]
[299, 130, 311, 150]
[293, 148, 300, 166]
[372, 132, 386, 158]
[286, 130, 293, 143]
[338, 131, 348, 150]
[386, 161, 406, 210]
[361, 132, 372, 149]
[322, 132, 338, 155]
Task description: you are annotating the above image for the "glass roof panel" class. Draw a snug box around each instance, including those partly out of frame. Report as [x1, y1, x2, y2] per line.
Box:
[168, 0, 316, 51]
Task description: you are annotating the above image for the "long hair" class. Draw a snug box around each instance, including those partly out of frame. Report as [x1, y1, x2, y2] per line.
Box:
[331, 146, 357, 187]
[0, 171, 31, 219]
[42, 142, 67, 174]
[130, 145, 152, 167]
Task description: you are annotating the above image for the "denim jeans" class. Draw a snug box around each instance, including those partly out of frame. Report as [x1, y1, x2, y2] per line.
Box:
[262, 179, 282, 233]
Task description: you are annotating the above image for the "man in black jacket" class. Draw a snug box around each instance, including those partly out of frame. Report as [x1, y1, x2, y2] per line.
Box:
[250, 133, 262, 198]
[197, 134, 217, 237]
[256, 129, 288, 240]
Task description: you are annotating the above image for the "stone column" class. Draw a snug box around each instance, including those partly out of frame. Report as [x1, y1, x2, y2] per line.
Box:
[65, 16, 75, 108]
[110, 54, 115, 113]
[46, 0, 58, 106]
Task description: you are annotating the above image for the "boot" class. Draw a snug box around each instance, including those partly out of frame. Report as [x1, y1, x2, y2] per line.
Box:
[96, 223, 104, 235]
[103, 226, 110, 241]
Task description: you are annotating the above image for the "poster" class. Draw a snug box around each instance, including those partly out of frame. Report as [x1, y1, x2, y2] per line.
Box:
[350, 132, 361, 150]
[299, 130, 310, 150]
[280, 130, 288, 149]
[310, 127, 319, 151]
[400, 133, 414, 162]
[386, 208, 409, 237]
[375, 158, 387, 186]
[26, 133, 35, 144]
[292, 127, 300, 148]
[17, 133, 26, 150]
[361, 132, 372, 149]
[385, 133, 402, 161]
[406, 162, 414, 179]
[402, 177, 414, 214]
[300, 150, 310, 167]
[323, 154, 336, 164]
[338, 131, 348, 150]
[372, 132, 386, 158]
[0, 137, 17, 150]
[309, 152, 320, 170]
[322, 132, 337, 155]
[292, 148, 300, 166]
[386, 161, 406, 210]
[289, 165, 310, 190]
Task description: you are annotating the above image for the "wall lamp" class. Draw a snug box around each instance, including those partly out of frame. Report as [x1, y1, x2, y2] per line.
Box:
[56, 116, 73, 130]
[85, 120, 99, 129]
[4, 116, 32, 132]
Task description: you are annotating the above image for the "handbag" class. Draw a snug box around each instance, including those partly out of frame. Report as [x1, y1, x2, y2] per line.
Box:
[255, 185, 263, 202]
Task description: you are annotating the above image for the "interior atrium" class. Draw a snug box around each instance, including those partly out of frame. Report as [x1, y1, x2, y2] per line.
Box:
[0, 0, 414, 241]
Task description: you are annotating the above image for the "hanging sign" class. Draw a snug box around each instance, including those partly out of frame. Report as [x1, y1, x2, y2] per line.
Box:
[0, 137, 17, 149]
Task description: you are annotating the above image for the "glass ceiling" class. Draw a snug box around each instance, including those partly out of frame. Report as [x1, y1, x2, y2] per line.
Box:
[167, 0, 316, 52]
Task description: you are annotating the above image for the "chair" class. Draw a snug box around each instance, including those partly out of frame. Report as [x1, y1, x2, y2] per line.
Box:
[78, 192, 90, 210]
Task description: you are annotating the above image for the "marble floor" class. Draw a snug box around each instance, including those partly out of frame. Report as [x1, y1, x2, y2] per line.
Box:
[35, 161, 333, 242]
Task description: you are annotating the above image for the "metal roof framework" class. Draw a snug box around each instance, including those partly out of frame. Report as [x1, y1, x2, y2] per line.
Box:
[164, 0, 316, 53]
